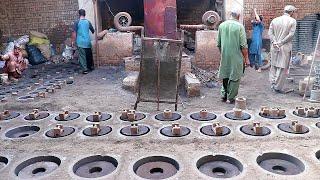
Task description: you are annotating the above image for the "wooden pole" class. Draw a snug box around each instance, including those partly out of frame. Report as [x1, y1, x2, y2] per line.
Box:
[92, 0, 100, 67]
[303, 31, 320, 101]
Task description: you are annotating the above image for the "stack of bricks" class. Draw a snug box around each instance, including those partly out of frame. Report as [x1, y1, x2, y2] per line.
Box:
[0, 0, 78, 45]
[244, 0, 320, 31]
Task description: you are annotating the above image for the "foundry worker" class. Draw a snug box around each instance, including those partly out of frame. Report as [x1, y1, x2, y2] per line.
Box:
[249, 8, 264, 72]
[72, 9, 95, 74]
[0, 44, 29, 82]
[217, 7, 250, 104]
[268, 5, 297, 93]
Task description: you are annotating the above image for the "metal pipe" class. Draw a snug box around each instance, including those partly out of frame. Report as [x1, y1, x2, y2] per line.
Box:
[116, 26, 145, 38]
[179, 24, 207, 30]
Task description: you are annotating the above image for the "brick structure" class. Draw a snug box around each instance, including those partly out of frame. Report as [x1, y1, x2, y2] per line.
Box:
[243, 0, 320, 30]
[0, 0, 79, 45]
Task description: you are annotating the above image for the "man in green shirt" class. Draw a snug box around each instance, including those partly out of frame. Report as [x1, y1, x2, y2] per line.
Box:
[217, 8, 250, 104]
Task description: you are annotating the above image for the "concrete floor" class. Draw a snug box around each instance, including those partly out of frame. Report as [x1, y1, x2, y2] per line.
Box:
[0, 64, 320, 179]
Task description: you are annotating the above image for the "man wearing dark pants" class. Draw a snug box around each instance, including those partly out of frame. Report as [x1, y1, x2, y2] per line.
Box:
[72, 9, 95, 74]
[217, 7, 250, 104]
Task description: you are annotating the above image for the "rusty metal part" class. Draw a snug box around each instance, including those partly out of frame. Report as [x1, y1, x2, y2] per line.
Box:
[0, 156, 8, 171]
[134, 156, 179, 180]
[190, 112, 217, 121]
[143, 0, 177, 39]
[200, 125, 230, 136]
[73, 155, 118, 178]
[46, 126, 75, 138]
[240, 124, 271, 136]
[55, 112, 80, 121]
[86, 113, 112, 122]
[202, 11, 221, 27]
[15, 156, 61, 178]
[5, 126, 40, 138]
[160, 125, 190, 137]
[278, 122, 309, 134]
[120, 125, 149, 136]
[257, 153, 305, 175]
[155, 112, 181, 121]
[114, 12, 144, 37]
[0, 111, 20, 121]
[225, 112, 251, 121]
[197, 155, 243, 178]
[120, 112, 146, 122]
[83, 126, 112, 137]
[25, 110, 50, 121]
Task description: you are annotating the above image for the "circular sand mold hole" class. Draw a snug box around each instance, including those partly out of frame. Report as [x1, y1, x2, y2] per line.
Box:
[257, 152, 305, 175]
[316, 150, 320, 160]
[5, 126, 40, 138]
[197, 155, 243, 178]
[15, 156, 61, 178]
[0, 156, 9, 171]
[133, 156, 179, 179]
[160, 126, 191, 137]
[73, 155, 118, 178]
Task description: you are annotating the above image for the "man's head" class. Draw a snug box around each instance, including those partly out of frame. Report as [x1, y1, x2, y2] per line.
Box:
[284, 5, 296, 16]
[79, 9, 86, 17]
[231, 7, 242, 20]
[13, 44, 22, 55]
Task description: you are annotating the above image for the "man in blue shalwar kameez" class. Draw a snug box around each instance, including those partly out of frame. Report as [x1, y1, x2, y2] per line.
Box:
[249, 8, 264, 72]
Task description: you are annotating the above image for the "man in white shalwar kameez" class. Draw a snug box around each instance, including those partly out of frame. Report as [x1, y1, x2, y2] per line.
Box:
[268, 5, 297, 93]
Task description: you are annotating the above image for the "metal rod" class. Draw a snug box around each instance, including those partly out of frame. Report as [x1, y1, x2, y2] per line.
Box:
[143, 37, 182, 43]
[156, 41, 161, 111]
[92, 0, 99, 67]
[303, 31, 320, 101]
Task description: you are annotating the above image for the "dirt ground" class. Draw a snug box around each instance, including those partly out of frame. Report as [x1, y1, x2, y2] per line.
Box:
[1, 63, 320, 179]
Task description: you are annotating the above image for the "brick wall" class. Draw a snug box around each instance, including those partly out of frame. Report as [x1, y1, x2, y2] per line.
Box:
[0, 0, 79, 45]
[244, 0, 320, 30]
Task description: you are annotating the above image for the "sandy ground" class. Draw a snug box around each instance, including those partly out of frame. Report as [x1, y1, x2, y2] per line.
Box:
[0, 64, 320, 179]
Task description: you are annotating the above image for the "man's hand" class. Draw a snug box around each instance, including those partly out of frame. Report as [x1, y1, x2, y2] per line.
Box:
[244, 58, 250, 67]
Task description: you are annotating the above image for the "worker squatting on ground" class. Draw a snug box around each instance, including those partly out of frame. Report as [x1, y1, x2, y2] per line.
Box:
[249, 8, 264, 73]
[217, 7, 250, 104]
[72, 9, 95, 74]
[268, 5, 297, 93]
[0, 45, 29, 82]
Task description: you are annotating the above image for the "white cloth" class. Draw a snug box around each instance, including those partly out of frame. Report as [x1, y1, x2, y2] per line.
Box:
[270, 66, 286, 91]
[268, 13, 297, 68]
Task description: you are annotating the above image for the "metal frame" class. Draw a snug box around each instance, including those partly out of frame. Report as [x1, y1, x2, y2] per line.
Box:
[134, 32, 184, 111]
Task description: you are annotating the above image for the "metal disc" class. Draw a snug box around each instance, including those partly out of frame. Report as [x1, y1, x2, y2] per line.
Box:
[15, 156, 61, 178]
[259, 113, 286, 119]
[83, 126, 112, 137]
[278, 123, 309, 134]
[190, 113, 217, 121]
[73, 156, 118, 178]
[134, 157, 179, 180]
[160, 126, 190, 137]
[197, 155, 243, 178]
[200, 125, 231, 136]
[293, 111, 320, 118]
[257, 153, 304, 175]
[240, 125, 271, 136]
[24, 112, 50, 121]
[86, 113, 112, 122]
[120, 113, 146, 121]
[45, 127, 75, 138]
[225, 112, 251, 121]
[1, 112, 20, 120]
[5, 126, 40, 138]
[120, 125, 150, 136]
[155, 113, 181, 121]
[54, 113, 80, 121]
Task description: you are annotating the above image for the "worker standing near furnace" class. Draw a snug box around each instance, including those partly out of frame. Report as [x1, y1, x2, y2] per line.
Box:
[72, 9, 95, 74]
[217, 7, 250, 104]
[268, 5, 297, 93]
